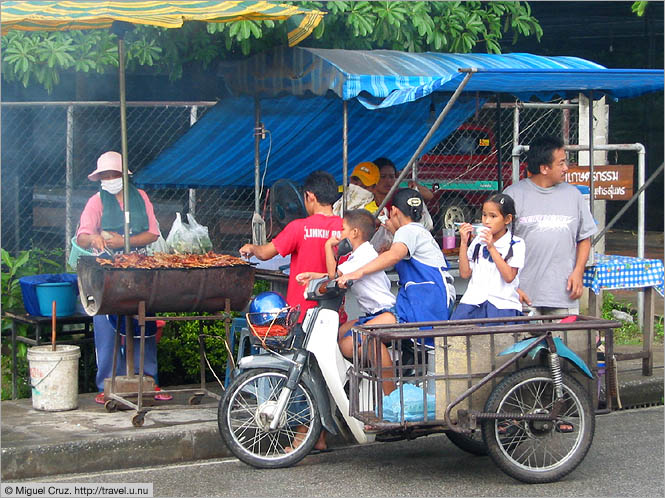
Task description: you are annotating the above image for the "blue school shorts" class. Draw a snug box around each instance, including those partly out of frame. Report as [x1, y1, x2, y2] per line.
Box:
[451, 301, 522, 324]
[342, 307, 397, 339]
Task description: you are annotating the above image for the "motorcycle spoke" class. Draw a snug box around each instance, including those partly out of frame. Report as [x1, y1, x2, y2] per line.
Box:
[222, 371, 320, 462]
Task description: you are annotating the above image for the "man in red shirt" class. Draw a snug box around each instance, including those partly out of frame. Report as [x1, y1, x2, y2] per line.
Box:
[240, 171, 343, 321]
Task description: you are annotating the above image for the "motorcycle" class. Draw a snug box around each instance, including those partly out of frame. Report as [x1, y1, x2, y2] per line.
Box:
[218, 276, 618, 484]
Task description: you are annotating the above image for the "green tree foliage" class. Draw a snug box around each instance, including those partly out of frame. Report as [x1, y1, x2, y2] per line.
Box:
[631, 1, 649, 16]
[1, 1, 542, 92]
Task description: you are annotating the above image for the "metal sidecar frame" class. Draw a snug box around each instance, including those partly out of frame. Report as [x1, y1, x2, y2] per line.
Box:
[348, 314, 621, 432]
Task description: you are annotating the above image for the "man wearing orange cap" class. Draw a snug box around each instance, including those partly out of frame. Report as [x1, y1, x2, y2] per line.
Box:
[349, 161, 380, 188]
[332, 161, 380, 217]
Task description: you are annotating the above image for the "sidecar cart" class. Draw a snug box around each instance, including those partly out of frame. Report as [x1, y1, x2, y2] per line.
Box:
[349, 314, 620, 484]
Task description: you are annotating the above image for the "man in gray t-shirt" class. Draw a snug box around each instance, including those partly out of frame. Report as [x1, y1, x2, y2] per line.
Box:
[504, 135, 596, 314]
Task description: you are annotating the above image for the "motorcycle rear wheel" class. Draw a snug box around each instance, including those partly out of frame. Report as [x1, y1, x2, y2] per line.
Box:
[218, 368, 321, 468]
[481, 367, 594, 483]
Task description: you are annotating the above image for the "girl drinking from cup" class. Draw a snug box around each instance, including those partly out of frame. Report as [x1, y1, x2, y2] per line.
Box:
[451, 193, 525, 320]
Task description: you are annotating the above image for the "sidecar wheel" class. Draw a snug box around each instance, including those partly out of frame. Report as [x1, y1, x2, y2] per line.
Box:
[218, 369, 321, 469]
[481, 367, 594, 484]
[445, 430, 488, 456]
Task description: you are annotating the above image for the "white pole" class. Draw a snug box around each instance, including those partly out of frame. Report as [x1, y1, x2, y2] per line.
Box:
[188, 105, 198, 216]
[65, 105, 74, 260]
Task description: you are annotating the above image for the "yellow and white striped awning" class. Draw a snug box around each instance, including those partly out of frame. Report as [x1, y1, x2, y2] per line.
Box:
[1, 1, 324, 46]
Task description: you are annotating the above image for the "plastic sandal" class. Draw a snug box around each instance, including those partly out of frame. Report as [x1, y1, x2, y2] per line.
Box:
[154, 387, 173, 401]
[497, 421, 521, 437]
[555, 421, 574, 433]
[95, 392, 106, 404]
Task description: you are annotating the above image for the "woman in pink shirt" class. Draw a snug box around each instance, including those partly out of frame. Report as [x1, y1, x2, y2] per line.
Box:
[77, 151, 170, 403]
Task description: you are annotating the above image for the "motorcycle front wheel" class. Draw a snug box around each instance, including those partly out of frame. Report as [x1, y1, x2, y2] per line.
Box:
[218, 368, 322, 468]
[481, 367, 594, 484]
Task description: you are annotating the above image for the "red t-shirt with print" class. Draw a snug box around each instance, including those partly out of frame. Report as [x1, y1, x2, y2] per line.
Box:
[272, 213, 343, 321]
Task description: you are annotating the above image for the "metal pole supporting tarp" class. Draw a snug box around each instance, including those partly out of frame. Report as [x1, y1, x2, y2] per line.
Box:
[342, 101, 348, 212]
[189, 105, 198, 216]
[65, 105, 74, 260]
[588, 92, 595, 220]
[251, 97, 268, 245]
[254, 97, 261, 215]
[496, 94, 503, 192]
[376, 70, 476, 215]
[118, 35, 131, 254]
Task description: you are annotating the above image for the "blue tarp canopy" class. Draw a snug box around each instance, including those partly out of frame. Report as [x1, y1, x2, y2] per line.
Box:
[135, 93, 482, 188]
[217, 47, 665, 107]
[135, 48, 663, 188]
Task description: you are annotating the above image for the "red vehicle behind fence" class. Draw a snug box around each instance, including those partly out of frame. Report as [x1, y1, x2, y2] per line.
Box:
[416, 123, 527, 233]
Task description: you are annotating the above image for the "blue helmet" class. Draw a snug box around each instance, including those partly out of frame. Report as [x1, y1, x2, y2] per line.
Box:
[249, 291, 287, 325]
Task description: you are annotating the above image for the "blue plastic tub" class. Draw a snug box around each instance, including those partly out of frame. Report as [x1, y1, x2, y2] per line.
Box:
[35, 282, 76, 317]
[19, 274, 79, 317]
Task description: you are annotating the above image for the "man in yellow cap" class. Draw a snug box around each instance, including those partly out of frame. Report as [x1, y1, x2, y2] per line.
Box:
[349, 161, 380, 188]
[333, 161, 380, 216]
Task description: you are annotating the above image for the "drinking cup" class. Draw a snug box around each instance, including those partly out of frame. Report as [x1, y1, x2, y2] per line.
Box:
[471, 224, 490, 237]
[442, 228, 456, 249]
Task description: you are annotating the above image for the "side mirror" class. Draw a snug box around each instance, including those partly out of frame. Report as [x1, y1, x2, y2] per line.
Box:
[336, 238, 353, 259]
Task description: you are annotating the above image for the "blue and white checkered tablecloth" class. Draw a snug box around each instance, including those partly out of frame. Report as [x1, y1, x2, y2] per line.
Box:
[583, 254, 664, 296]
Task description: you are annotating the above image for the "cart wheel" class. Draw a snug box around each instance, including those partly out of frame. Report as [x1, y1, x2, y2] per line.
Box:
[104, 400, 118, 412]
[132, 413, 145, 427]
[188, 394, 203, 405]
[218, 368, 321, 469]
[445, 430, 488, 456]
[481, 367, 595, 484]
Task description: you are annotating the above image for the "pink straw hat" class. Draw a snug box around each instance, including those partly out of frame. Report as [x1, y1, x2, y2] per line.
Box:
[87, 151, 131, 181]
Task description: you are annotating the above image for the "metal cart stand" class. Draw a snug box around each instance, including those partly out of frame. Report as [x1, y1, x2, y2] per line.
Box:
[103, 298, 234, 427]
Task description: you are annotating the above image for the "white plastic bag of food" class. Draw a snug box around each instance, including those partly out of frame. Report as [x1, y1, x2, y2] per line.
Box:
[186, 213, 213, 253]
[146, 221, 169, 255]
[166, 212, 197, 254]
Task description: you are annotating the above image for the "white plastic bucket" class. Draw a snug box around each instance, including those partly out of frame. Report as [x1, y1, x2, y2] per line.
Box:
[27, 345, 81, 411]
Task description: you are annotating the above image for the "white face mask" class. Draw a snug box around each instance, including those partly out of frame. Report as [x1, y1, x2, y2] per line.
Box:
[101, 177, 123, 195]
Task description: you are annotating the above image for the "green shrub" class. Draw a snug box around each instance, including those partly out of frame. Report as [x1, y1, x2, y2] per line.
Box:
[1, 247, 67, 400]
[156, 279, 271, 387]
[655, 316, 664, 343]
[156, 313, 231, 386]
[1, 353, 30, 400]
[601, 291, 662, 345]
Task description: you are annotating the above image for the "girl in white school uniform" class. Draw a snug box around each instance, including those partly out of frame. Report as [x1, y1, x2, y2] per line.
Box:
[452, 193, 525, 320]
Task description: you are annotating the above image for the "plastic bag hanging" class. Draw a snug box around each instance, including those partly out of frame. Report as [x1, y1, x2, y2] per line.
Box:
[186, 213, 213, 253]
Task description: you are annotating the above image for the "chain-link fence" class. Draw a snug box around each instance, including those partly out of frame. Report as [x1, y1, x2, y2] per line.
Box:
[418, 101, 580, 235]
[1, 101, 259, 258]
[1, 99, 580, 263]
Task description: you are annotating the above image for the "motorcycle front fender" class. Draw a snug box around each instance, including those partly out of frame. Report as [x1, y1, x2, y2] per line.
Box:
[235, 353, 339, 435]
[498, 336, 593, 378]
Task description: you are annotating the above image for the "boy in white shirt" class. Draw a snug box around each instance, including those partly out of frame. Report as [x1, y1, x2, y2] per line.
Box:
[297, 209, 396, 393]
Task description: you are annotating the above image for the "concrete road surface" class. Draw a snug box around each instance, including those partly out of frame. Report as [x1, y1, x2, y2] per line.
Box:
[13, 406, 664, 497]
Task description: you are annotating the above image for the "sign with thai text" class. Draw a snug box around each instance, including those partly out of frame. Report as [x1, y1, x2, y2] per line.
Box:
[565, 164, 634, 200]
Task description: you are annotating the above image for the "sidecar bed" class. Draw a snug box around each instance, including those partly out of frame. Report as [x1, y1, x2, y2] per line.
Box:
[347, 314, 620, 431]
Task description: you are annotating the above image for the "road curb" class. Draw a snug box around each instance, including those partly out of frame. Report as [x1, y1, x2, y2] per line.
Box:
[617, 371, 664, 409]
[1, 422, 229, 481]
[1, 419, 351, 481]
